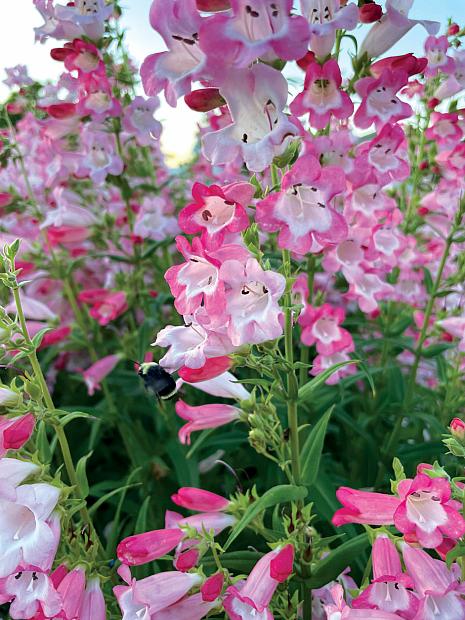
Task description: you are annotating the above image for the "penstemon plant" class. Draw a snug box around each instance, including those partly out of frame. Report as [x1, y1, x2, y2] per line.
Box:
[0, 0, 465, 619]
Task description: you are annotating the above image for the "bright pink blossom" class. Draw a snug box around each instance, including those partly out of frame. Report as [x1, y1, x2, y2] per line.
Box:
[393, 473, 465, 549]
[300, 304, 353, 356]
[354, 70, 412, 130]
[290, 59, 353, 129]
[0, 570, 62, 619]
[88, 291, 128, 326]
[224, 545, 294, 619]
[256, 154, 347, 255]
[332, 487, 400, 527]
[117, 528, 184, 566]
[301, 0, 359, 58]
[178, 182, 252, 249]
[0, 414, 35, 457]
[175, 399, 240, 445]
[171, 487, 230, 512]
[424, 35, 455, 76]
[82, 354, 121, 396]
[80, 577, 106, 620]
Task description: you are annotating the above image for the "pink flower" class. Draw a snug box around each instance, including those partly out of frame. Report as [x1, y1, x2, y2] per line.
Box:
[77, 124, 124, 185]
[256, 154, 347, 255]
[425, 113, 463, 147]
[76, 75, 122, 121]
[55, 566, 86, 620]
[178, 356, 232, 383]
[200, 0, 310, 74]
[359, 0, 439, 59]
[0, 459, 61, 578]
[346, 271, 393, 314]
[402, 544, 465, 619]
[300, 304, 353, 356]
[324, 584, 404, 619]
[435, 50, 465, 99]
[122, 96, 162, 146]
[352, 535, 419, 618]
[450, 417, 465, 440]
[370, 54, 428, 78]
[89, 291, 128, 326]
[0, 570, 62, 619]
[202, 63, 300, 172]
[150, 592, 219, 619]
[393, 473, 465, 549]
[180, 370, 250, 400]
[224, 545, 294, 619]
[220, 257, 286, 346]
[82, 354, 121, 396]
[354, 70, 412, 130]
[80, 577, 106, 620]
[175, 399, 240, 445]
[171, 487, 230, 512]
[290, 59, 354, 129]
[332, 487, 400, 527]
[51, 38, 104, 75]
[424, 36, 455, 77]
[178, 182, 252, 249]
[117, 528, 184, 566]
[0, 414, 35, 457]
[301, 0, 359, 58]
[54, 0, 113, 41]
[141, 0, 206, 106]
[437, 317, 465, 352]
[311, 350, 356, 385]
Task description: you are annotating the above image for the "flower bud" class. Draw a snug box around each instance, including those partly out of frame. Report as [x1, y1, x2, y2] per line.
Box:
[0, 386, 21, 408]
[359, 2, 382, 24]
[448, 23, 460, 36]
[450, 418, 465, 441]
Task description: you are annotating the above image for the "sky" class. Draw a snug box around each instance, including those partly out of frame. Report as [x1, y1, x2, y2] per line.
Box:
[0, 0, 464, 164]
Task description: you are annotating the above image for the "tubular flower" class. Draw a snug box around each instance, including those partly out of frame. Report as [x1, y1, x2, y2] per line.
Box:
[175, 399, 241, 445]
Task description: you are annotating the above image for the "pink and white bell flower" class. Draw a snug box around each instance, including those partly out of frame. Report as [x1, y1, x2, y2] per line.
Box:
[171, 487, 230, 512]
[0, 458, 39, 498]
[180, 369, 250, 400]
[0, 477, 61, 578]
[141, 0, 206, 106]
[0, 569, 62, 620]
[299, 304, 353, 356]
[133, 196, 179, 242]
[256, 154, 347, 256]
[179, 182, 252, 250]
[220, 257, 286, 347]
[54, 0, 114, 41]
[353, 535, 419, 619]
[33, 0, 81, 43]
[155, 317, 236, 373]
[76, 76, 121, 121]
[393, 472, 465, 549]
[202, 63, 301, 173]
[131, 570, 202, 616]
[175, 399, 241, 445]
[290, 59, 354, 130]
[82, 354, 121, 396]
[54, 566, 86, 620]
[154, 592, 220, 619]
[324, 584, 405, 619]
[165, 236, 249, 317]
[437, 317, 465, 352]
[356, 124, 410, 185]
[122, 96, 162, 146]
[3, 65, 34, 88]
[0, 414, 35, 458]
[77, 125, 124, 185]
[359, 0, 439, 59]
[224, 544, 294, 619]
[354, 70, 412, 130]
[424, 36, 455, 77]
[346, 271, 393, 314]
[435, 50, 465, 99]
[168, 509, 236, 538]
[402, 544, 465, 620]
[425, 113, 463, 147]
[88, 291, 128, 326]
[311, 349, 356, 385]
[200, 0, 310, 73]
[80, 577, 106, 620]
[300, 0, 359, 58]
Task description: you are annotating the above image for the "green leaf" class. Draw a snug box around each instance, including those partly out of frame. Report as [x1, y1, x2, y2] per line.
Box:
[76, 452, 92, 499]
[31, 327, 52, 349]
[135, 496, 151, 534]
[89, 482, 142, 517]
[223, 484, 307, 550]
[422, 343, 455, 358]
[301, 406, 334, 488]
[58, 411, 93, 427]
[422, 267, 434, 294]
[305, 534, 369, 588]
[298, 361, 359, 402]
[203, 550, 262, 573]
[36, 420, 53, 464]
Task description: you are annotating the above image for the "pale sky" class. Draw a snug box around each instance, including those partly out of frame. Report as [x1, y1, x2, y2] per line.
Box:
[1, 0, 464, 164]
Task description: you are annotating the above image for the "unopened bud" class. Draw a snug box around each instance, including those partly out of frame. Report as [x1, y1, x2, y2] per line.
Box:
[0, 387, 21, 408]
[448, 23, 460, 36]
[450, 417, 465, 441]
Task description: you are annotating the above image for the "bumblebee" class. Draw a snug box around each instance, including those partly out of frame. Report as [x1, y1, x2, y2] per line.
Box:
[138, 362, 177, 400]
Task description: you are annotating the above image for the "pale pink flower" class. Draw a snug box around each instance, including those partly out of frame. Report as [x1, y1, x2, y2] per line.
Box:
[82, 354, 121, 396]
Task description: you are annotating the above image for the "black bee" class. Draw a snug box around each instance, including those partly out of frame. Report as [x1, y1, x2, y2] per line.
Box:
[138, 362, 177, 400]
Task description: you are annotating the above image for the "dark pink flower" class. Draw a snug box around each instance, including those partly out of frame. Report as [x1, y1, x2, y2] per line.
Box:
[354, 70, 412, 130]
[0, 413, 35, 457]
[171, 487, 230, 512]
[89, 291, 128, 326]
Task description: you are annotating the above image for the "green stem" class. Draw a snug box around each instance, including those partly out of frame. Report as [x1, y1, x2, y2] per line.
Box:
[404, 108, 431, 232]
[299, 255, 316, 386]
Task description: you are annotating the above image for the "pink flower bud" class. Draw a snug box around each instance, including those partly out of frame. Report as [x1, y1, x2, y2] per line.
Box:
[427, 97, 440, 109]
[47, 102, 77, 119]
[201, 573, 224, 602]
[184, 88, 225, 112]
[0, 413, 35, 455]
[174, 548, 199, 572]
[448, 23, 460, 36]
[359, 3, 383, 24]
[80, 578, 106, 620]
[117, 528, 183, 566]
[450, 418, 465, 440]
[0, 192, 13, 208]
[171, 487, 230, 512]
